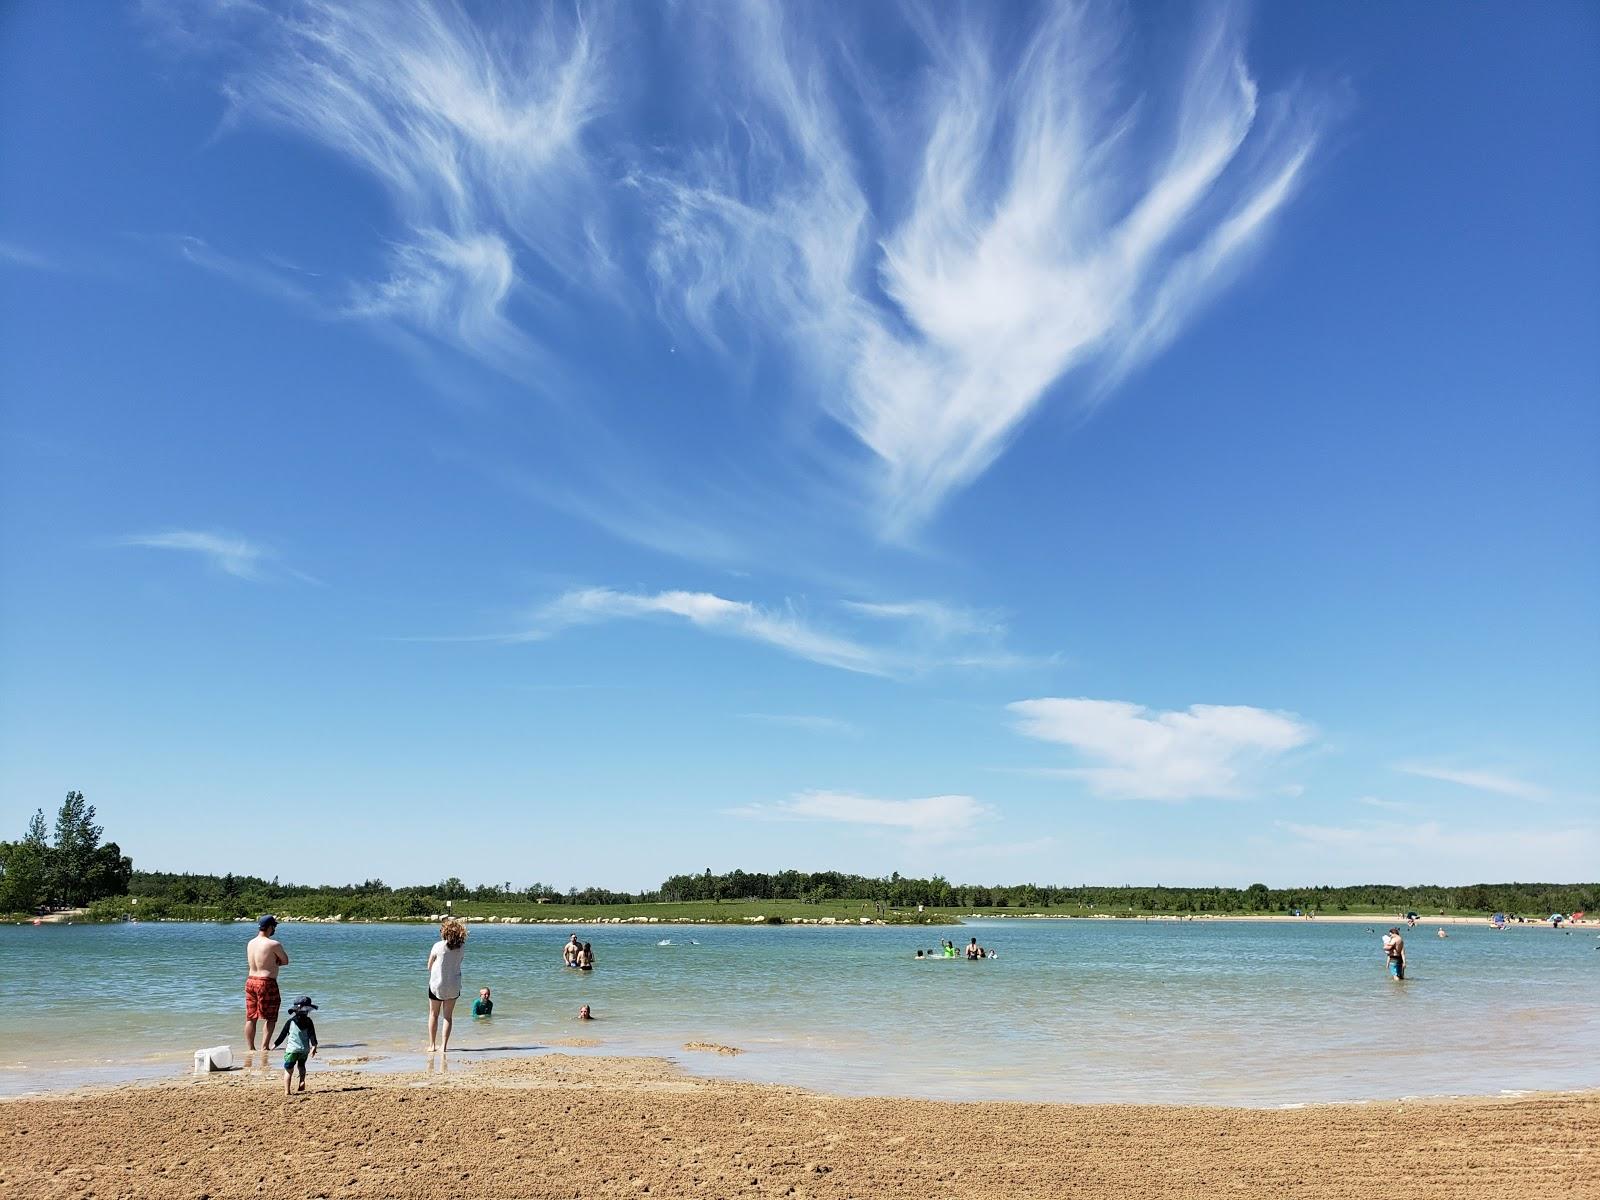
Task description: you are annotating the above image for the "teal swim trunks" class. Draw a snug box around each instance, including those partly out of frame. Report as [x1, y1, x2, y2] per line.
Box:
[283, 1048, 308, 1070]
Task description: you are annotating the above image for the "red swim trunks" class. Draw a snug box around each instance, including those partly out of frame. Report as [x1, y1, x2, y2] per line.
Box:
[245, 976, 281, 1023]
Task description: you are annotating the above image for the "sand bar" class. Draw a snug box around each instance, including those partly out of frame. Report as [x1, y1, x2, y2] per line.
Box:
[2, 1055, 1594, 1199]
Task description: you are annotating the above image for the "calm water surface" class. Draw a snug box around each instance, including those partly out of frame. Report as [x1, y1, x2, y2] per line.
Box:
[2, 919, 1594, 1105]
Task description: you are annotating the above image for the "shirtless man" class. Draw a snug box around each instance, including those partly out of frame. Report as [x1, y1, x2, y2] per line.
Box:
[1382, 927, 1407, 981]
[563, 933, 581, 967]
[246, 915, 289, 1050]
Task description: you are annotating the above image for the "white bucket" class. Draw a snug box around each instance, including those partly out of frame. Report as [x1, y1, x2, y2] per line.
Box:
[192, 1044, 233, 1073]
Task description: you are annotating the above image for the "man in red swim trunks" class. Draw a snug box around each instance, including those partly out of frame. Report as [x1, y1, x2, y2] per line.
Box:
[246, 915, 289, 1051]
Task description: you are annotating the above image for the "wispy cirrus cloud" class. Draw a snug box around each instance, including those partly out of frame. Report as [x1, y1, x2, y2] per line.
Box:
[172, 235, 319, 308]
[0, 240, 57, 271]
[731, 789, 993, 842]
[533, 587, 895, 676]
[415, 586, 1033, 678]
[119, 529, 312, 583]
[156, 2, 1318, 550]
[1009, 697, 1315, 801]
[155, 2, 1322, 549]
[841, 599, 1002, 641]
[647, 3, 1319, 534]
[179, 0, 605, 370]
[1394, 764, 1545, 800]
[522, 587, 1036, 678]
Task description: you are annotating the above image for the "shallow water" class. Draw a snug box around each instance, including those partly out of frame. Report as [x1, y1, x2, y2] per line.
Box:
[2, 918, 1594, 1104]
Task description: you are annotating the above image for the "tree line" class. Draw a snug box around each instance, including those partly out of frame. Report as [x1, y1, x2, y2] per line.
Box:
[0, 792, 132, 911]
[96, 866, 1600, 920]
[4, 796, 1594, 919]
[654, 869, 1595, 916]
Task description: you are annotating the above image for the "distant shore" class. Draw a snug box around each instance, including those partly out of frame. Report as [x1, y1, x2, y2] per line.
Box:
[12, 907, 1587, 929]
[4, 1055, 1593, 1199]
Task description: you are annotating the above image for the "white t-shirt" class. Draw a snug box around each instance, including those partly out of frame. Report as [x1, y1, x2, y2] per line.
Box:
[429, 940, 464, 1001]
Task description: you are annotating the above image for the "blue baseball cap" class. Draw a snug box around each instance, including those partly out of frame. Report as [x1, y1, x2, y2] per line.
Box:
[258, 914, 278, 929]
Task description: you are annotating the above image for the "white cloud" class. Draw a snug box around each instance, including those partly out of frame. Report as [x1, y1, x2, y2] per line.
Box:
[455, 587, 1033, 678]
[732, 789, 992, 842]
[533, 587, 893, 676]
[0, 240, 56, 270]
[646, 4, 1319, 534]
[1008, 697, 1315, 800]
[159, 3, 1321, 544]
[172, 235, 320, 308]
[1395, 764, 1545, 800]
[840, 599, 1001, 641]
[197, 0, 605, 366]
[119, 529, 313, 584]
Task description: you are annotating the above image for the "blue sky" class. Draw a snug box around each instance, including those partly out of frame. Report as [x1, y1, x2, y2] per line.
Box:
[2, 1, 1596, 890]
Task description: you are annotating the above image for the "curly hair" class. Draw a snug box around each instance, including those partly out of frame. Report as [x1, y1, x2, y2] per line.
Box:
[440, 917, 467, 949]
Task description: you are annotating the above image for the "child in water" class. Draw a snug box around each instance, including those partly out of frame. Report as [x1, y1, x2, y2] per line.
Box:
[272, 996, 319, 1095]
[578, 1004, 594, 1020]
[473, 987, 493, 1017]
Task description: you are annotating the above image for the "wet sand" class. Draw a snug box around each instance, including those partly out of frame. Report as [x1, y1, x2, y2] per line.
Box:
[2, 1055, 1594, 1199]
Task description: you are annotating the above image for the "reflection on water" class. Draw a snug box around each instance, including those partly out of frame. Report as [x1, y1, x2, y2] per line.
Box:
[2, 919, 1595, 1104]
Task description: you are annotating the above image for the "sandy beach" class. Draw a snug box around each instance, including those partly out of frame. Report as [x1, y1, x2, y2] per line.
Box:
[2, 1055, 1594, 1200]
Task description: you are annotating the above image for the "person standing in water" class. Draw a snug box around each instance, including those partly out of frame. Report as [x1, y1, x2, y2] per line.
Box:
[426, 918, 468, 1052]
[245, 915, 288, 1052]
[1382, 927, 1407, 980]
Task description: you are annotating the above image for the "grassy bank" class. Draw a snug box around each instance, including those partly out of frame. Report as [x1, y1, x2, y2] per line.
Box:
[75, 896, 963, 925]
[51, 896, 1534, 926]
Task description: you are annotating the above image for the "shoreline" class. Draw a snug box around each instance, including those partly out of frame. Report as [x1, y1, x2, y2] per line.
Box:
[11, 911, 1583, 928]
[4, 1055, 1594, 1198]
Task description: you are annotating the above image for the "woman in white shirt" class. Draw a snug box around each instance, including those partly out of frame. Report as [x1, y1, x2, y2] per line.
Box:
[426, 918, 468, 1052]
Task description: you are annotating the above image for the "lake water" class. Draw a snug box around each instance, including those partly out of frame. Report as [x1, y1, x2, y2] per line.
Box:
[2, 918, 1595, 1105]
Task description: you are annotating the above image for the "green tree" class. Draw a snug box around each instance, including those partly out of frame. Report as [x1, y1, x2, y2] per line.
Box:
[51, 791, 105, 907]
[83, 841, 133, 901]
[0, 809, 54, 912]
